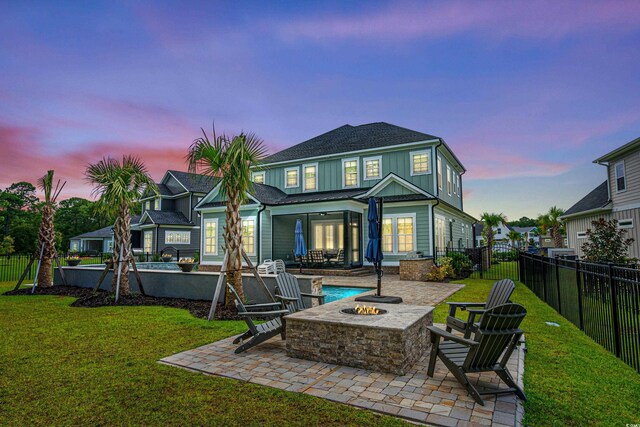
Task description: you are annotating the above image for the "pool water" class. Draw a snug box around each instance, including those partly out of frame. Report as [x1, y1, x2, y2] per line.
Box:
[322, 285, 372, 303]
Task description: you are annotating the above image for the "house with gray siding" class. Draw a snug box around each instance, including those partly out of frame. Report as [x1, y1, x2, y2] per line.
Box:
[135, 170, 217, 256]
[562, 136, 640, 258]
[194, 122, 476, 269]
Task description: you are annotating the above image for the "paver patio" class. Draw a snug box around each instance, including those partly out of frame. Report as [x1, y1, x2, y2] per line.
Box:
[160, 277, 526, 427]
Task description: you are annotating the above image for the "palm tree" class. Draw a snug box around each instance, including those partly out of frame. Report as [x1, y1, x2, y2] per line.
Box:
[36, 170, 66, 288]
[187, 127, 266, 307]
[480, 212, 506, 249]
[538, 206, 565, 247]
[506, 230, 522, 249]
[86, 156, 157, 295]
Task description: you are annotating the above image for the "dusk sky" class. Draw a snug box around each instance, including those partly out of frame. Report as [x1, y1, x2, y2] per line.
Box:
[1, 1, 639, 220]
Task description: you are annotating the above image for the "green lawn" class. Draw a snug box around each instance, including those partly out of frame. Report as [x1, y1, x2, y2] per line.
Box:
[439, 278, 640, 426]
[2, 279, 639, 426]
[0, 281, 406, 426]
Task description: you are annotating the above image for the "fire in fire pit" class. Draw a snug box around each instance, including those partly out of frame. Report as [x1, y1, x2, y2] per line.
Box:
[341, 304, 388, 315]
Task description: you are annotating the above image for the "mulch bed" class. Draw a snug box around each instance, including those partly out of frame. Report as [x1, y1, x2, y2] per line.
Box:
[4, 286, 242, 320]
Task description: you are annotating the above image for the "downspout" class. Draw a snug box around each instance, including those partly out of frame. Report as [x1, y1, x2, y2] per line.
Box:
[431, 139, 443, 258]
[257, 204, 266, 263]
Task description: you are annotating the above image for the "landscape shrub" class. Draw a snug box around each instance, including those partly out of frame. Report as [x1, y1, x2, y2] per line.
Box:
[426, 257, 455, 281]
[448, 252, 472, 275]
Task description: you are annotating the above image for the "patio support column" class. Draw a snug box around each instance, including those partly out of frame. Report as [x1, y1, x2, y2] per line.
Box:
[343, 211, 349, 268]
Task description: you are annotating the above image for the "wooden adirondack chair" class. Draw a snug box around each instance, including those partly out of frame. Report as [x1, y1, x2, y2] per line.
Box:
[275, 272, 325, 312]
[446, 278, 515, 338]
[427, 303, 527, 405]
[227, 284, 289, 354]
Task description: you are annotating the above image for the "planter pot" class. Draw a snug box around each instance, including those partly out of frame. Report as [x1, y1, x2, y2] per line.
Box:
[66, 259, 81, 267]
[177, 262, 196, 272]
[162, 257, 173, 263]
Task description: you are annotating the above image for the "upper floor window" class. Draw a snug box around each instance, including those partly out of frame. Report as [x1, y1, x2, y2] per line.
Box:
[342, 158, 359, 188]
[242, 217, 256, 255]
[437, 156, 442, 190]
[203, 219, 218, 255]
[154, 198, 160, 210]
[165, 230, 190, 244]
[410, 150, 430, 176]
[252, 171, 265, 184]
[145, 201, 151, 211]
[363, 156, 382, 180]
[615, 161, 626, 192]
[446, 166, 452, 195]
[456, 175, 461, 197]
[303, 163, 317, 191]
[496, 228, 502, 234]
[284, 167, 299, 188]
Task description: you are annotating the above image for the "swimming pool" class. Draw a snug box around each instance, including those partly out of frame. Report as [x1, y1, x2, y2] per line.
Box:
[322, 285, 372, 303]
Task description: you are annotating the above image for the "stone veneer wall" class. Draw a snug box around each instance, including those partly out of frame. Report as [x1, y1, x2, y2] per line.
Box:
[399, 258, 434, 281]
[286, 307, 432, 375]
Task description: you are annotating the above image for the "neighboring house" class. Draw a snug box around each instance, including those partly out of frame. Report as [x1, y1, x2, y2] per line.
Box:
[69, 215, 142, 254]
[562, 136, 640, 259]
[134, 170, 218, 255]
[195, 122, 476, 269]
[511, 226, 539, 247]
[473, 222, 512, 247]
[69, 226, 114, 253]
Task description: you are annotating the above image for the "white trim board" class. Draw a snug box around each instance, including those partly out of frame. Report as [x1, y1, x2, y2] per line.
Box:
[358, 173, 436, 199]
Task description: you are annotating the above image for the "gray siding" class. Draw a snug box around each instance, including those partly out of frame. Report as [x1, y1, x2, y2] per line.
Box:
[165, 175, 186, 194]
[608, 150, 640, 207]
[565, 208, 640, 259]
[174, 195, 191, 220]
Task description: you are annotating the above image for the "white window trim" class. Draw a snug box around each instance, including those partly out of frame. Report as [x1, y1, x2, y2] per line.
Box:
[284, 166, 299, 189]
[154, 198, 160, 210]
[203, 218, 218, 255]
[437, 156, 442, 190]
[615, 161, 626, 193]
[342, 157, 360, 189]
[302, 163, 318, 192]
[164, 230, 191, 245]
[456, 175, 461, 198]
[362, 156, 382, 180]
[252, 171, 265, 184]
[410, 150, 431, 176]
[446, 165, 452, 196]
[577, 231, 587, 239]
[241, 216, 257, 256]
[143, 230, 153, 253]
[618, 218, 634, 229]
[382, 213, 417, 255]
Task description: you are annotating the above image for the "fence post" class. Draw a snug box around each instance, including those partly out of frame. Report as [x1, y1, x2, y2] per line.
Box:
[575, 260, 584, 330]
[607, 263, 622, 358]
[479, 248, 484, 279]
[555, 256, 562, 314]
[540, 256, 547, 301]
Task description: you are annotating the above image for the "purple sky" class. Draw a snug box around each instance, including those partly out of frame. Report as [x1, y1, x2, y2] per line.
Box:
[1, 1, 639, 219]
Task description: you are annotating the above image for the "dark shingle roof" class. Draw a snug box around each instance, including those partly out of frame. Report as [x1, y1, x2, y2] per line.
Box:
[145, 210, 193, 225]
[168, 170, 218, 193]
[156, 184, 173, 196]
[263, 122, 440, 164]
[564, 181, 611, 216]
[251, 183, 288, 204]
[71, 226, 113, 240]
[379, 194, 432, 203]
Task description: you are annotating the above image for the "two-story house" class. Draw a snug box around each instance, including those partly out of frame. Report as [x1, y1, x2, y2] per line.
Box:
[562, 136, 640, 258]
[194, 122, 476, 270]
[135, 170, 217, 255]
[473, 222, 513, 247]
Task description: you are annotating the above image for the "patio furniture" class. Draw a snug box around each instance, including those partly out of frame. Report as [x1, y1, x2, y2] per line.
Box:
[274, 259, 286, 274]
[257, 259, 276, 275]
[309, 250, 325, 267]
[427, 303, 527, 405]
[446, 278, 515, 338]
[275, 272, 325, 312]
[227, 283, 289, 354]
[328, 249, 344, 266]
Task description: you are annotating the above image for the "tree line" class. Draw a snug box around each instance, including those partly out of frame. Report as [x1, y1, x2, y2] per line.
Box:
[0, 181, 117, 255]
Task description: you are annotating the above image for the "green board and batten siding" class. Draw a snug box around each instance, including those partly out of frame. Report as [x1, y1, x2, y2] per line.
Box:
[260, 146, 439, 195]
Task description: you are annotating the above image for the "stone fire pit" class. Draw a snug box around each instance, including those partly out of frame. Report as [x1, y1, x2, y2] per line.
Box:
[285, 299, 433, 375]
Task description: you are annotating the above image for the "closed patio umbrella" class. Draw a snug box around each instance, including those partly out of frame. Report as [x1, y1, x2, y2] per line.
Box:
[294, 219, 307, 273]
[365, 197, 384, 295]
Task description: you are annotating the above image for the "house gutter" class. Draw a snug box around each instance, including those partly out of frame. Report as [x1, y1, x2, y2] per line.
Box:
[257, 204, 267, 263]
[431, 139, 443, 258]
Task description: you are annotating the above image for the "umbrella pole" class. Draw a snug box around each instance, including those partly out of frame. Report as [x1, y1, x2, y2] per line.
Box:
[377, 197, 383, 296]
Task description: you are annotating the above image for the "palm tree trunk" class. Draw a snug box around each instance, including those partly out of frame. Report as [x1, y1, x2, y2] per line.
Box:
[37, 204, 55, 288]
[552, 226, 563, 248]
[111, 202, 131, 295]
[225, 189, 243, 308]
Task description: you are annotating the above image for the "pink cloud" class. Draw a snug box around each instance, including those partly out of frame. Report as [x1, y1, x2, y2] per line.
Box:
[277, 1, 640, 42]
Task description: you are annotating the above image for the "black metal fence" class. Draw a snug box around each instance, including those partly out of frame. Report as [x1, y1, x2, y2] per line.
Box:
[0, 250, 200, 284]
[520, 252, 640, 372]
[435, 243, 520, 280]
